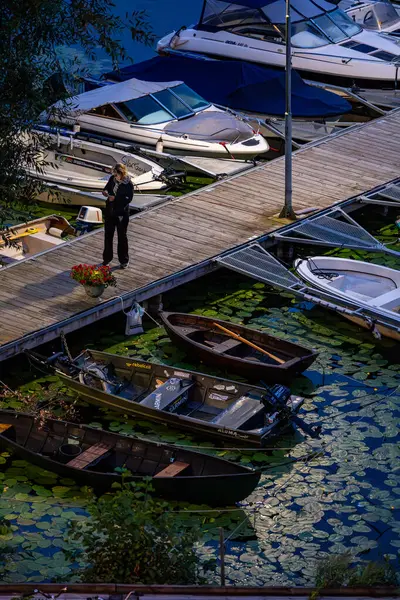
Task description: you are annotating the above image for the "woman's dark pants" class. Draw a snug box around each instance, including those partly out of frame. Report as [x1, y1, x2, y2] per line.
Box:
[103, 214, 129, 265]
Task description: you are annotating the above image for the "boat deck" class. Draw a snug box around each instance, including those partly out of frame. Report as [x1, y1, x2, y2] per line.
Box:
[1, 109, 400, 362]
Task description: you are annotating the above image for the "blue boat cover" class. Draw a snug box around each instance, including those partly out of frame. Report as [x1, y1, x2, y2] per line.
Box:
[106, 56, 351, 118]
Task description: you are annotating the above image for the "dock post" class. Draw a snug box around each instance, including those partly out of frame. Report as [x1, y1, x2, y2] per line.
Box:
[143, 294, 163, 316]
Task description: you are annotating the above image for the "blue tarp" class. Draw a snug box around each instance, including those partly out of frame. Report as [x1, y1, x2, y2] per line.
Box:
[105, 55, 351, 118]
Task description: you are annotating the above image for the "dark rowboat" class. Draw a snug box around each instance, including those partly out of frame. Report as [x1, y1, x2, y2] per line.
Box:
[43, 349, 316, 447]
[0, 411, 260, 505]
[160, 312, 318, 383]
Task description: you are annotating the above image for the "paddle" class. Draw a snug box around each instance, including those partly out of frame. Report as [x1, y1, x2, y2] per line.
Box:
[212, 322, 285, 365]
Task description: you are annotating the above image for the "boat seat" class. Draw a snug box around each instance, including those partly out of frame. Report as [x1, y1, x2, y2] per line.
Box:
[214, 396, 264, 429]
[213, 338, 242, 354]
[0, 423, 12, 434]
[368, 288, 400, 310]
[179, 326, 203, 335]
[67, 441, 112, 469]
[140, 377, 194, 413]
[154, 461, 190, 478]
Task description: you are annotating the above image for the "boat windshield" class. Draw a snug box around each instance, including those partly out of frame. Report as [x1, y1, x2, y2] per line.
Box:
[362, 1, 400, 29]
[289, 8, 361, 47]
[115, 84, 210, 125]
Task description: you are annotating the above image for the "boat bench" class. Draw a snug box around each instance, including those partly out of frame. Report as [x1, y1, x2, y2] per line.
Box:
[214, 397, 264, 429]
[140, 377, 194, 413]
[67, 441, 112, 470]
[213, 338, 242, 354]
[368, 288, 400, 310]
[154, 461, 190, 478]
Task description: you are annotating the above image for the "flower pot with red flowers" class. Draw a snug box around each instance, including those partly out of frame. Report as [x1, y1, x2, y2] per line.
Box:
[70, 264, 117, 298]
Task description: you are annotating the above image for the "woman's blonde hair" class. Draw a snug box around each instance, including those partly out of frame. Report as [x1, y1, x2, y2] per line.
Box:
[113, 163, 129, 178]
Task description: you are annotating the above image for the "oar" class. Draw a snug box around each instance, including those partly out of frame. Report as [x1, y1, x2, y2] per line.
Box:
[212, 322, 285, 365]
[0, 227, 40, 245]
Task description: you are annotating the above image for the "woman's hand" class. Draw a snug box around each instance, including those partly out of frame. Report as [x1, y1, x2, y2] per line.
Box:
[108, 195, 115, 201]
[102, 190, 108, 197]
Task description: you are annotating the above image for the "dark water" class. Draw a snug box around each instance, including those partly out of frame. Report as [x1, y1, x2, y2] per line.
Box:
[1, 214, 399, 585]
[71, 0, 202, 74]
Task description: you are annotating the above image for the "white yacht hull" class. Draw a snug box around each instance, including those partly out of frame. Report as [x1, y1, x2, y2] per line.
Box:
[158, 28, 400, 88]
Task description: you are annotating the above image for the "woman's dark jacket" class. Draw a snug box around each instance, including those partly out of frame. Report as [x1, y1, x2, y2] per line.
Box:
[103, 176, 134, 217]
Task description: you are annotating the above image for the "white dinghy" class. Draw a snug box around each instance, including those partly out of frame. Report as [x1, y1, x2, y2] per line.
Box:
[0, 216, 75, 267]
[295, 256, 400, 340]
[27, 128, 168, 198]
[44, 78, 268, 159]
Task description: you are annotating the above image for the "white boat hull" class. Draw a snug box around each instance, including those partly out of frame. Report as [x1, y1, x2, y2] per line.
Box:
[27, 132, 167, 199]
[158, 28, 400, 88]
[74, 110, 268, 159]
[295, 256, 400, 340]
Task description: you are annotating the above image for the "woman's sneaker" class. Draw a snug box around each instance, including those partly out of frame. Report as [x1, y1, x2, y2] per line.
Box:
[120, 262, 129, 270]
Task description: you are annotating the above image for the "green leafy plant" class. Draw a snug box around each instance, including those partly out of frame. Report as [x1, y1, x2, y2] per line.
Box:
[314, 553, 398, 592]
[1, 0, 154, 224]
[65, 479, 214, 584]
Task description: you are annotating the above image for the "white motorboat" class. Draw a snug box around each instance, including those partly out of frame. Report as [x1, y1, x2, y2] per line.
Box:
[27, 128, 168, 198]
[0, 216, 75, 267]
[339, 0, 400, 35]
[157, 0, 400, 88]
[295, 256, 400, 340]
[44, 78, 269, 159]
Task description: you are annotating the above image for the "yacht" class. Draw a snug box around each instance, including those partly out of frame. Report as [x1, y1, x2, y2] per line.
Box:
[157, 0, 400, 88]
[338, 0, 400, 35]
[45, 77, 269, 158]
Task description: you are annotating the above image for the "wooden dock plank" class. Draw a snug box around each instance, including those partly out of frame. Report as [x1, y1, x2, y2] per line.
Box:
[1, 109, 400, 358]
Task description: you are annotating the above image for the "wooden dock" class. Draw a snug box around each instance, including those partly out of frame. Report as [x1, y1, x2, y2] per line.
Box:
[1, 110, 400, 362]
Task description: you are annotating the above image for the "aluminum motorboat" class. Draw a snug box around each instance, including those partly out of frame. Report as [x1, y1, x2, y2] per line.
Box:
[295, 256, 400, 340]
[157, 0, 400, 88]
[44, 78, 269, 158]
[27, 127, 168, 197]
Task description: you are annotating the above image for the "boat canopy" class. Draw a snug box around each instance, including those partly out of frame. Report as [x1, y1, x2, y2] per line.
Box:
[106, 56, 351, 118]
[199, 0, 337, 26]
[49, 78, 183, 117]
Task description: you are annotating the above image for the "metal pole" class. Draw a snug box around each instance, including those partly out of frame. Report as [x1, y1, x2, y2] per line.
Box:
[279, 0, 296, 220]
[219, 527, 226, 586]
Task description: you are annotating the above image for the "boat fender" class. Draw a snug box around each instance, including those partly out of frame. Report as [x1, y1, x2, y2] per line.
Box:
[47, 227, 63, 238]
[156, 137, 164, 153]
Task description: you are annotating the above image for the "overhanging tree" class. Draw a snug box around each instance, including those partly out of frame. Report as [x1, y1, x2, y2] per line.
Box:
[0, 0, 154, 225]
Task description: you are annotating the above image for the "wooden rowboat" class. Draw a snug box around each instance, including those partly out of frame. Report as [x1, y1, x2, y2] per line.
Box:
[0, 411, 261, 505]
[160, 312, 318, 383]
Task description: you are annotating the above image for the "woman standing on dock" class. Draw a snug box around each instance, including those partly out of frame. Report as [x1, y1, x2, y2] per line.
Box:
[102, 163, 134, 269]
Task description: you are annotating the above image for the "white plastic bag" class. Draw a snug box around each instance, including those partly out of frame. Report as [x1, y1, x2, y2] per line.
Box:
[125, 302, 145, 336]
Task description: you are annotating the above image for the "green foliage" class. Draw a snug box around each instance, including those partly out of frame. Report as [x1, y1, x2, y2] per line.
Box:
[65, 479, 214, 584]
[315, 553, 398, 589]
[0, 0, 154, 224]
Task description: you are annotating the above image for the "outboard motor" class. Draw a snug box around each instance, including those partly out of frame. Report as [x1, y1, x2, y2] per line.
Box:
[75, 206, 103, 235]
[262, 383, 291, 410]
